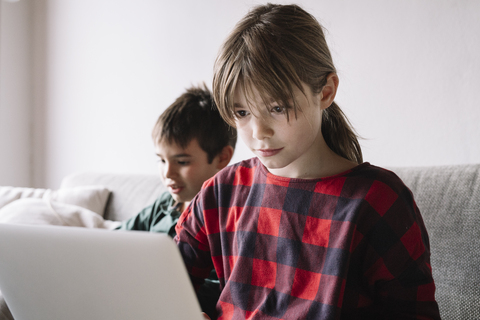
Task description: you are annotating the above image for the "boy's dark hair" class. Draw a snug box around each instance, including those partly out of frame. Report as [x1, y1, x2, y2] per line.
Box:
[152, 84, 237, 163]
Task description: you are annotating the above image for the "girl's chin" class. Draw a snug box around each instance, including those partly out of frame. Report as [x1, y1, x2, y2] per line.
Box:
[258, 155, 289, 167]
[259, 159, 290, 173]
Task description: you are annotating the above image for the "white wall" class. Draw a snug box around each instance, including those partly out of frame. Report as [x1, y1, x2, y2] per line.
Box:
[324, 0, 480, 167]
[2, 0, 480, 188]
[0, 0, 32, 187]
[33, 0, 257, 188]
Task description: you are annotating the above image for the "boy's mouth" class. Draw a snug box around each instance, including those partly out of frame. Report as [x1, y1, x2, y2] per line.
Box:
[168, 185, 184, 194]
[256, 148, 283, 157]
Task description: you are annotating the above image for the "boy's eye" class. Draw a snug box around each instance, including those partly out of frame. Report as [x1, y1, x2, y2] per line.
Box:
[177, 161, 190, 166]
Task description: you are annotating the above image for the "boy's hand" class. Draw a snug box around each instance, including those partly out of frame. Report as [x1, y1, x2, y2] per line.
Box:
[202, 312, 211, 320]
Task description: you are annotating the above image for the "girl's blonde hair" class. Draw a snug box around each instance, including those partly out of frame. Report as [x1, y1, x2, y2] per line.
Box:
[213, 3, 363, 164]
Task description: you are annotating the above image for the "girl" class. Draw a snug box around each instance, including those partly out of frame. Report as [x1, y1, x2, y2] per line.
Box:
[176, 4, 440, 319]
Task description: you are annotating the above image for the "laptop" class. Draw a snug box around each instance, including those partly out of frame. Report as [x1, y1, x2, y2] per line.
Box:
[0, 223, 204, 320]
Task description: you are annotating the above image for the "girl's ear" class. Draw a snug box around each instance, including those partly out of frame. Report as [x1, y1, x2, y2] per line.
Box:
[215, 145, 234, 170]
[319, 73, 339, 110]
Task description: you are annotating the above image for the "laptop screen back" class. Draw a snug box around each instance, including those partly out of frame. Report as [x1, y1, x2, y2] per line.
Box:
[0, 223, 203, 320]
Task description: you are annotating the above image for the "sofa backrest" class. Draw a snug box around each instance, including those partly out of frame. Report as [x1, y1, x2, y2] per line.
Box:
[390, 164, 480, 319]
[60, 172, 165, 222]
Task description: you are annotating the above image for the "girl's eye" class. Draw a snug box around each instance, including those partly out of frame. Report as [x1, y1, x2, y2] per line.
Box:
[234, 110, 248, 118]
[271, 106, 286, 114]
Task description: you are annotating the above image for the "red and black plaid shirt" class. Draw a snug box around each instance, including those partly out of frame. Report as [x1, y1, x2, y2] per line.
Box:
[175, 158, 440, 319]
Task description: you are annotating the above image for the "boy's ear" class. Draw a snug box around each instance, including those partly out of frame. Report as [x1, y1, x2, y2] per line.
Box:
[319, 73, 339, 110]
[216, 145, 234, 170]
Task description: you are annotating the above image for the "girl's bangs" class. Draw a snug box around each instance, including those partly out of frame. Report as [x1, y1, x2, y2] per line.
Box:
[235, 62, 304, 120]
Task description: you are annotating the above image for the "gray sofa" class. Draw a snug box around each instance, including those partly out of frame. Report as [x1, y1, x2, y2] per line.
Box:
[1, 164, 479, 319]
[389, 164, 480, 319]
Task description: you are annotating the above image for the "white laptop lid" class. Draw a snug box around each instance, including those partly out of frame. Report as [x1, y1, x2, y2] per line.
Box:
[0, 223, 203, 320]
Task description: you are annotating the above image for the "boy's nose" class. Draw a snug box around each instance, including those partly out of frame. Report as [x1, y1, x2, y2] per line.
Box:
[163, 163, 176, 179]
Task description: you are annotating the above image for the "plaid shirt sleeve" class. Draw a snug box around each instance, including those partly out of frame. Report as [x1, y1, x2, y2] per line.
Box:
[341, 170, 440, 319]
[175, 159, 440, 320]
[174, 188, 215, 291]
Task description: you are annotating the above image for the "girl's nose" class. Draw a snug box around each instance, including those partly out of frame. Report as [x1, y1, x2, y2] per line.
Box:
[252, 117, 273, 140]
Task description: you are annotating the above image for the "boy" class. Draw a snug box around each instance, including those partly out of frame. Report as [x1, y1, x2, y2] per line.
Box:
[116, 84, 236, 319]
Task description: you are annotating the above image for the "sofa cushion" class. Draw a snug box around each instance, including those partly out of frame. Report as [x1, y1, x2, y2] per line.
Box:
[390, 164, 480, 319]
[0, 198, 120, 229]
[60, 172, 165, 222]
[0, 186, 110, 216]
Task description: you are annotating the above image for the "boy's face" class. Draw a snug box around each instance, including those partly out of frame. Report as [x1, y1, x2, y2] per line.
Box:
[155, 138, 221, 206]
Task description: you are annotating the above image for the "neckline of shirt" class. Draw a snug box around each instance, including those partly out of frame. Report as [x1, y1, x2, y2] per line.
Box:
[254, 157, 371, 183]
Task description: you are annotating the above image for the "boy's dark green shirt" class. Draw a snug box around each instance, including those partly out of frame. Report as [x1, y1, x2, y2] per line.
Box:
[116, 191, 180, 238]
[116, 191, 220, 319]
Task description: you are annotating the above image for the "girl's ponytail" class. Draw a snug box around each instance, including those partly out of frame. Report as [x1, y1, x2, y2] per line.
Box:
[322, 102, 363, 164]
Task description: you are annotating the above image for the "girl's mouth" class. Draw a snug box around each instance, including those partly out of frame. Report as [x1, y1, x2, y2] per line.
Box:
[256, 148, 283, 157]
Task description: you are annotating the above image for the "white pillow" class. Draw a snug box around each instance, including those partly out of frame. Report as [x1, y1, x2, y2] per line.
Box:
[0, 198, 120, 229]
[0, 185, 110, 216]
